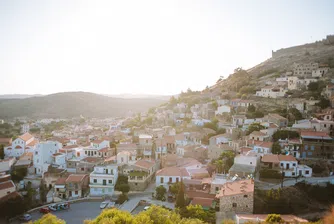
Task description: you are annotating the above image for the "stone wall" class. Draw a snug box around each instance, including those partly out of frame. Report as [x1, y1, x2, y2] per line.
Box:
[219, 193, 254, 213]
[128, 174, 153, 191]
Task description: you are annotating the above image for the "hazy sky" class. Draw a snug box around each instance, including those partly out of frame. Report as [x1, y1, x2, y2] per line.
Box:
[0, 0, 333, 96]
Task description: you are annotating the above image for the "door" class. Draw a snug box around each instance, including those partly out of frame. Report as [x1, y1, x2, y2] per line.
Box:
[286, 163, 290, 170]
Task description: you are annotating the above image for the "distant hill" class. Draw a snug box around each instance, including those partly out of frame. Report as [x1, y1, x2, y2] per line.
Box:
[0, 92, 166, 119]
[0, 94, 43, 99]
[105, 93, 172, 100]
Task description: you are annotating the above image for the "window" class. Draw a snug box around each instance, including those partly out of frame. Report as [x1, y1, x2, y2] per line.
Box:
[176, 178, 179, 182]
[306, 170, 309, 174]
[308, 152, 312, 156]
[292, 172, 295, 176]
[216, 187, 219, 191]
[160, 177, 163, 183]
[35, 151, 38, 155]
[108, 180, 112, 184]
[232, 203, 237, 208]
[244, 195, 248, 198]
[75, 191, 78, 195]
[311, 145, 315, 151]
[169, 177, 172, 183]
[81, 168, 84, 171]
[94, 179, 97, 183]
[304, 145, 308, 150]
[293, 163, 296, 167]
[250, 162, 252, 165]
[85, 151, 87, 155]
[280, 163, 283, 167]
[94, 151, 97, 155]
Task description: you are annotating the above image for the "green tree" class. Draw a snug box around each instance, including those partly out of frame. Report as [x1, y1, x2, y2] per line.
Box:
[247, 105, 256, 112]
[288, 108, 303, 121]
[203, 122, 218, 131]
[39, 180, 47, 203]
[170, 182, 182, 195]
[272, 142, 282, 155]
[175, 181, 186, 208]
[155, 185, 167, 201]
[316, 97, 330, 109]
[0, 144, 4, 159]
[214, 160, 224, 173]
[117, 183, 130, 194]
[265, 214, 284, 223]
[180, 205, 216, 224]
[11, 167, 28, 182]
[272, 130, 300, 141]
[247, 123, 265, 135]
[116, 193, 128, 204]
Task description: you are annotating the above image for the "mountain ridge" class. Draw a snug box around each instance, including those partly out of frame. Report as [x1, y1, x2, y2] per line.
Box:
[0, 92, 167, 119]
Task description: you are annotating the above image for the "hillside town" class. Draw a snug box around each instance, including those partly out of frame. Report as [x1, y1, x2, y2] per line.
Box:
[0, 45, 334, 223]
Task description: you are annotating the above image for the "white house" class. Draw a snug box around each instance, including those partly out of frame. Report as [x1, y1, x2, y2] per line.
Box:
[33, 141, 62, 175]
[84, 140, 113, 158]
[89, 164, 118, 196]
[51, 153, 66, 169]
[256, 86, 286, 98]
[21, 124, 30, 134]
[261, 154, 312, 177]
[117, 151, 137, 165]
[0, 157, 16, 173]
[250, 141, 273, 155]
[312, 67, 329, 78]
[288, 76, 299, 90]
[215, 105, 231, 115]
[209, 134, 231, 146]
[155, 167, 190, 189]
[4, 133, 38, 158]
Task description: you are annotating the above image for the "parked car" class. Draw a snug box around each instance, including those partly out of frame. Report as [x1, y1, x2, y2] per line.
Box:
[48, 202, 70, 211]
[39, 207, 50, 214]
[144, 206, 150, 211]
[19, 214, 32, 221]
[100, 201, 110, 209]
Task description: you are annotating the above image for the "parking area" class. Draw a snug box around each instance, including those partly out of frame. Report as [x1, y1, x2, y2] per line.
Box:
[10, 201, 103, 224]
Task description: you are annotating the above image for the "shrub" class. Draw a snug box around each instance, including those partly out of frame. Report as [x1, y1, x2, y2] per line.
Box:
[260, 169, 282, 179]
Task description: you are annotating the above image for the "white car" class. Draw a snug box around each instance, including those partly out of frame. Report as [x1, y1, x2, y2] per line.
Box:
[144, 206, 150, 211]
[100, 201, 110, 209]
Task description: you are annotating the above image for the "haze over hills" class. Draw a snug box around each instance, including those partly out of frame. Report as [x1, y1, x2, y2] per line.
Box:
[0, 92, 167, 119]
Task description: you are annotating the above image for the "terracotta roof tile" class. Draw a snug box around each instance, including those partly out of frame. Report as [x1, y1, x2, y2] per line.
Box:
[65, 174, 87, 183]
[156, 167, 190, 177]
[19, 133, 34, 142]
[0, 180, 15, 190]
[55, 177, 67, 185]
[191, 197, 214, 207]
[135, 159, 156, 169]
[216, 179, 254, 198]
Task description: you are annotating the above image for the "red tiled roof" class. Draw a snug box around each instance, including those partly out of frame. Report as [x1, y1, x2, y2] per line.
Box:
[186, 191, 215, 199]
[191, 197, 214, 208]
[0, 180, 15, 190]
[236, 214, 308, 223]
[27, 139, 39, 147]
[250, 131, 266, 136]
[135, 159, 156, 169]
[65, 174, 87, 183]
[55, 177, 67, 185]
[164, 135, 175, 144]
[98, 147, 111, 153]
[19, 133, 34, 142]
[91, 139, 106, 144]
[278, 154, 297, 162]
[216, 179, 254, 198]
[301, 131, 329, 137]
[156, 167, 190, 177]
[261, 154, 280, 163]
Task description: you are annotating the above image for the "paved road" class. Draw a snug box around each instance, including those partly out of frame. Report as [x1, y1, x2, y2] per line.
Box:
[256, 176, 334, 190]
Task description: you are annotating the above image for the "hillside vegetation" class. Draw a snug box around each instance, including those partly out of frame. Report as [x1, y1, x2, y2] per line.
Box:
[0, 92, 166, 119]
